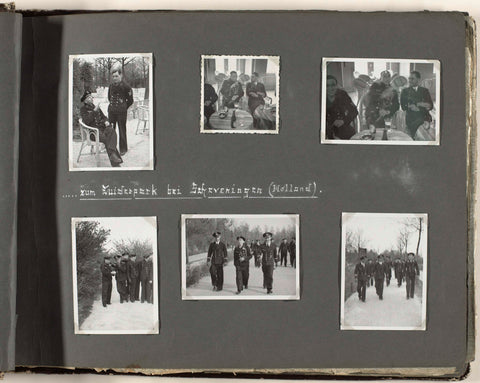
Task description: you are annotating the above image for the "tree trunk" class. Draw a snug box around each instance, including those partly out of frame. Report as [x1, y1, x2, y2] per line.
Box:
[415, 218, 423, 257]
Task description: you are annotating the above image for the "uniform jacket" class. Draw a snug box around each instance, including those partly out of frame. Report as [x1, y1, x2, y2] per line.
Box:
[289, 241, 296, 256]
[108, 81, 134, 114]
[233, 244, 252, 267]
[80, 102, 109, 130]
[251, 243, 262, 256]
[354, 262, 368, 282]
[220, 79, 244, 103]
[101, 263, 113, 283]
[140, 258, 153, 282]
[374, 262, 387, 279]
[115, 260, 128, 282]
[365, 82, 399, 125]
[246, 81, 266, 113]
[400, 86, 433, 124]
[366, 261, 375, 276]
[279, 242, 289, 256]
[260, 242, 278, 266]
[404, 260, 420, 278]
[127, 259, 139, 281]
[394, 261, 404, 275]
[207, 241, 228, 265]
[326, 89, 358, 139]
[204, 83, 218, 104]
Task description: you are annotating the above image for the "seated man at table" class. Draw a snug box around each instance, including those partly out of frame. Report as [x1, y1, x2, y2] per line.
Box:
[326, 75, 358, 139]
[246, 72, 274, 129]
[365, 70, 400, 132]
[80, 90, 122, 167]
[220, 71, 244, 109]
[400, 71, 433, 139]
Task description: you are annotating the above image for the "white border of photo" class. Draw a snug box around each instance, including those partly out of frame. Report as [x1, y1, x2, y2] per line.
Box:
[321, 57, 441, 145]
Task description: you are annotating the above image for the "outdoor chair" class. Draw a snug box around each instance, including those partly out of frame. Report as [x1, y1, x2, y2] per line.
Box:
[77, 118, 106, 167]
[135, 105, 149, 134]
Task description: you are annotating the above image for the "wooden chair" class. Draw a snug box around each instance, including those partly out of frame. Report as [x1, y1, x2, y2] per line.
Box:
[135, 105, 149, 134]
[77, 118, 106, 167]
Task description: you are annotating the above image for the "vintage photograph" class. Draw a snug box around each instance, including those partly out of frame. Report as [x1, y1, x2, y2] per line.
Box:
[340, 213, 428, 330]
[201, 55, 280, 133]
[182, 214, 299, 300]
[69, 53, 153, 170]
[72, 217, 158, 334]
[321, 58, 440, 145]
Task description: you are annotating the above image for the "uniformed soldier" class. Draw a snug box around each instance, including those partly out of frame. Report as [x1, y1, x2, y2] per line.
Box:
[133, 255, 143, 301]
[394, 257, 404, 287]
[252, 239, 262, 268]
[404, 252, 420, 299]
[233, 236, 252, 294]
[115, 253, 130, 303]
[220, 71, 244, 108]
[140, 253, 154, 304]
[279, 238, 289, 267]
[204, 83, 218, 129]
[260, 232, 278, 294]
[108, 68, 134, 155]
[207, 232, 228, 291]
[100, 255, 114, 307]
[127, 253, 139, 303]
[373, 256, 387, 300]
[289, 237, 296, 268]
[366, 258, 375, 287]
[384, 255, 392, 286]
[79, 91, 122, 167]
[354, 255, 368, 302]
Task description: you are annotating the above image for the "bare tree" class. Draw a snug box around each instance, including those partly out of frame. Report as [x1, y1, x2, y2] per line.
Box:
[397, 225, 410, 257]
[404, 217, 424, 257]
[353, 228, 368, 252]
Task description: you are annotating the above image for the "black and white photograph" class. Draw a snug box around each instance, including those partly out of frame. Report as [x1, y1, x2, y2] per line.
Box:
[201, 55, 280, 133]
[72, 217, 158, 334]
[69, 53, 153, 170]
[182, 214, 299, 300]
[340, 213, 428, 331]
[321, 58, 440, 145]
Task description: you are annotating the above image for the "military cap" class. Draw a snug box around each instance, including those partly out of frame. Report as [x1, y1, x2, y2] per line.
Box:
[263, 232, 273, 238]
[80, 90, 92, 102]
[360, 255, 366, 260]
[104, 255, 112, 259]
[407, 252, 415, 257]
[237, 236, 246, 241]
[129, 253, 136, 258]
[212, 231, 221, 238]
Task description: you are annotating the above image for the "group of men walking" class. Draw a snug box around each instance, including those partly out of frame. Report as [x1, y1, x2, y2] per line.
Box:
[100, 252, 154, 307]
[354, 252, 420, 302]
[206, 231, 296, 295]
[79, 67, 134, 167]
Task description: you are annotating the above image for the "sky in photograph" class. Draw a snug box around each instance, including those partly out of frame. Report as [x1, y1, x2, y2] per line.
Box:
[80, 217, 156, 251]
[343, 213, 427, 255]
[231, 216, 296, 231]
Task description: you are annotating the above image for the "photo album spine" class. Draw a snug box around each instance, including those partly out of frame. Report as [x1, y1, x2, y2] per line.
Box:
[0, 11, 22, 372]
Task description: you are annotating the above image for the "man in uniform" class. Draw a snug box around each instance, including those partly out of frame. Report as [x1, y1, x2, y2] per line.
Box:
[373, 255, 387, 300]
[204, 83, 218, 129]
[207, 231, 228, 291]
[405, 252, 420, 299]
[354, 255, 368, 302]
[394, 257, 404, 287]
[108, 68, 134, 155]
[127, 253, 139, 303]
[115, 253, 130, 303]
[79, 91, 122, 167]
[233, 236, 252, 294]
[289, 237, 296, 268]
[260, 232, 278, 294]
[278, 238, 289, 267]
[220, 71, 244, 109]
[252, 239, 262, 268]
[384, 255, 392, 286]
[246, 72, 268, 129]
[140, 253, 154, 304]
[400, 71, 433, 138]
[100, 255, 114, 307]
[133, 253, 143, 301]
[366, 258, 375, 287]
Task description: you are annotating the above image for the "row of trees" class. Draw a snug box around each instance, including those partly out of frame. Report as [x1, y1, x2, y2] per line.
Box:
[345, 217, 424, 265]
[185, 218, 295, 257]
[75, 221, 153, 326]
[72, 56, 150, 102]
